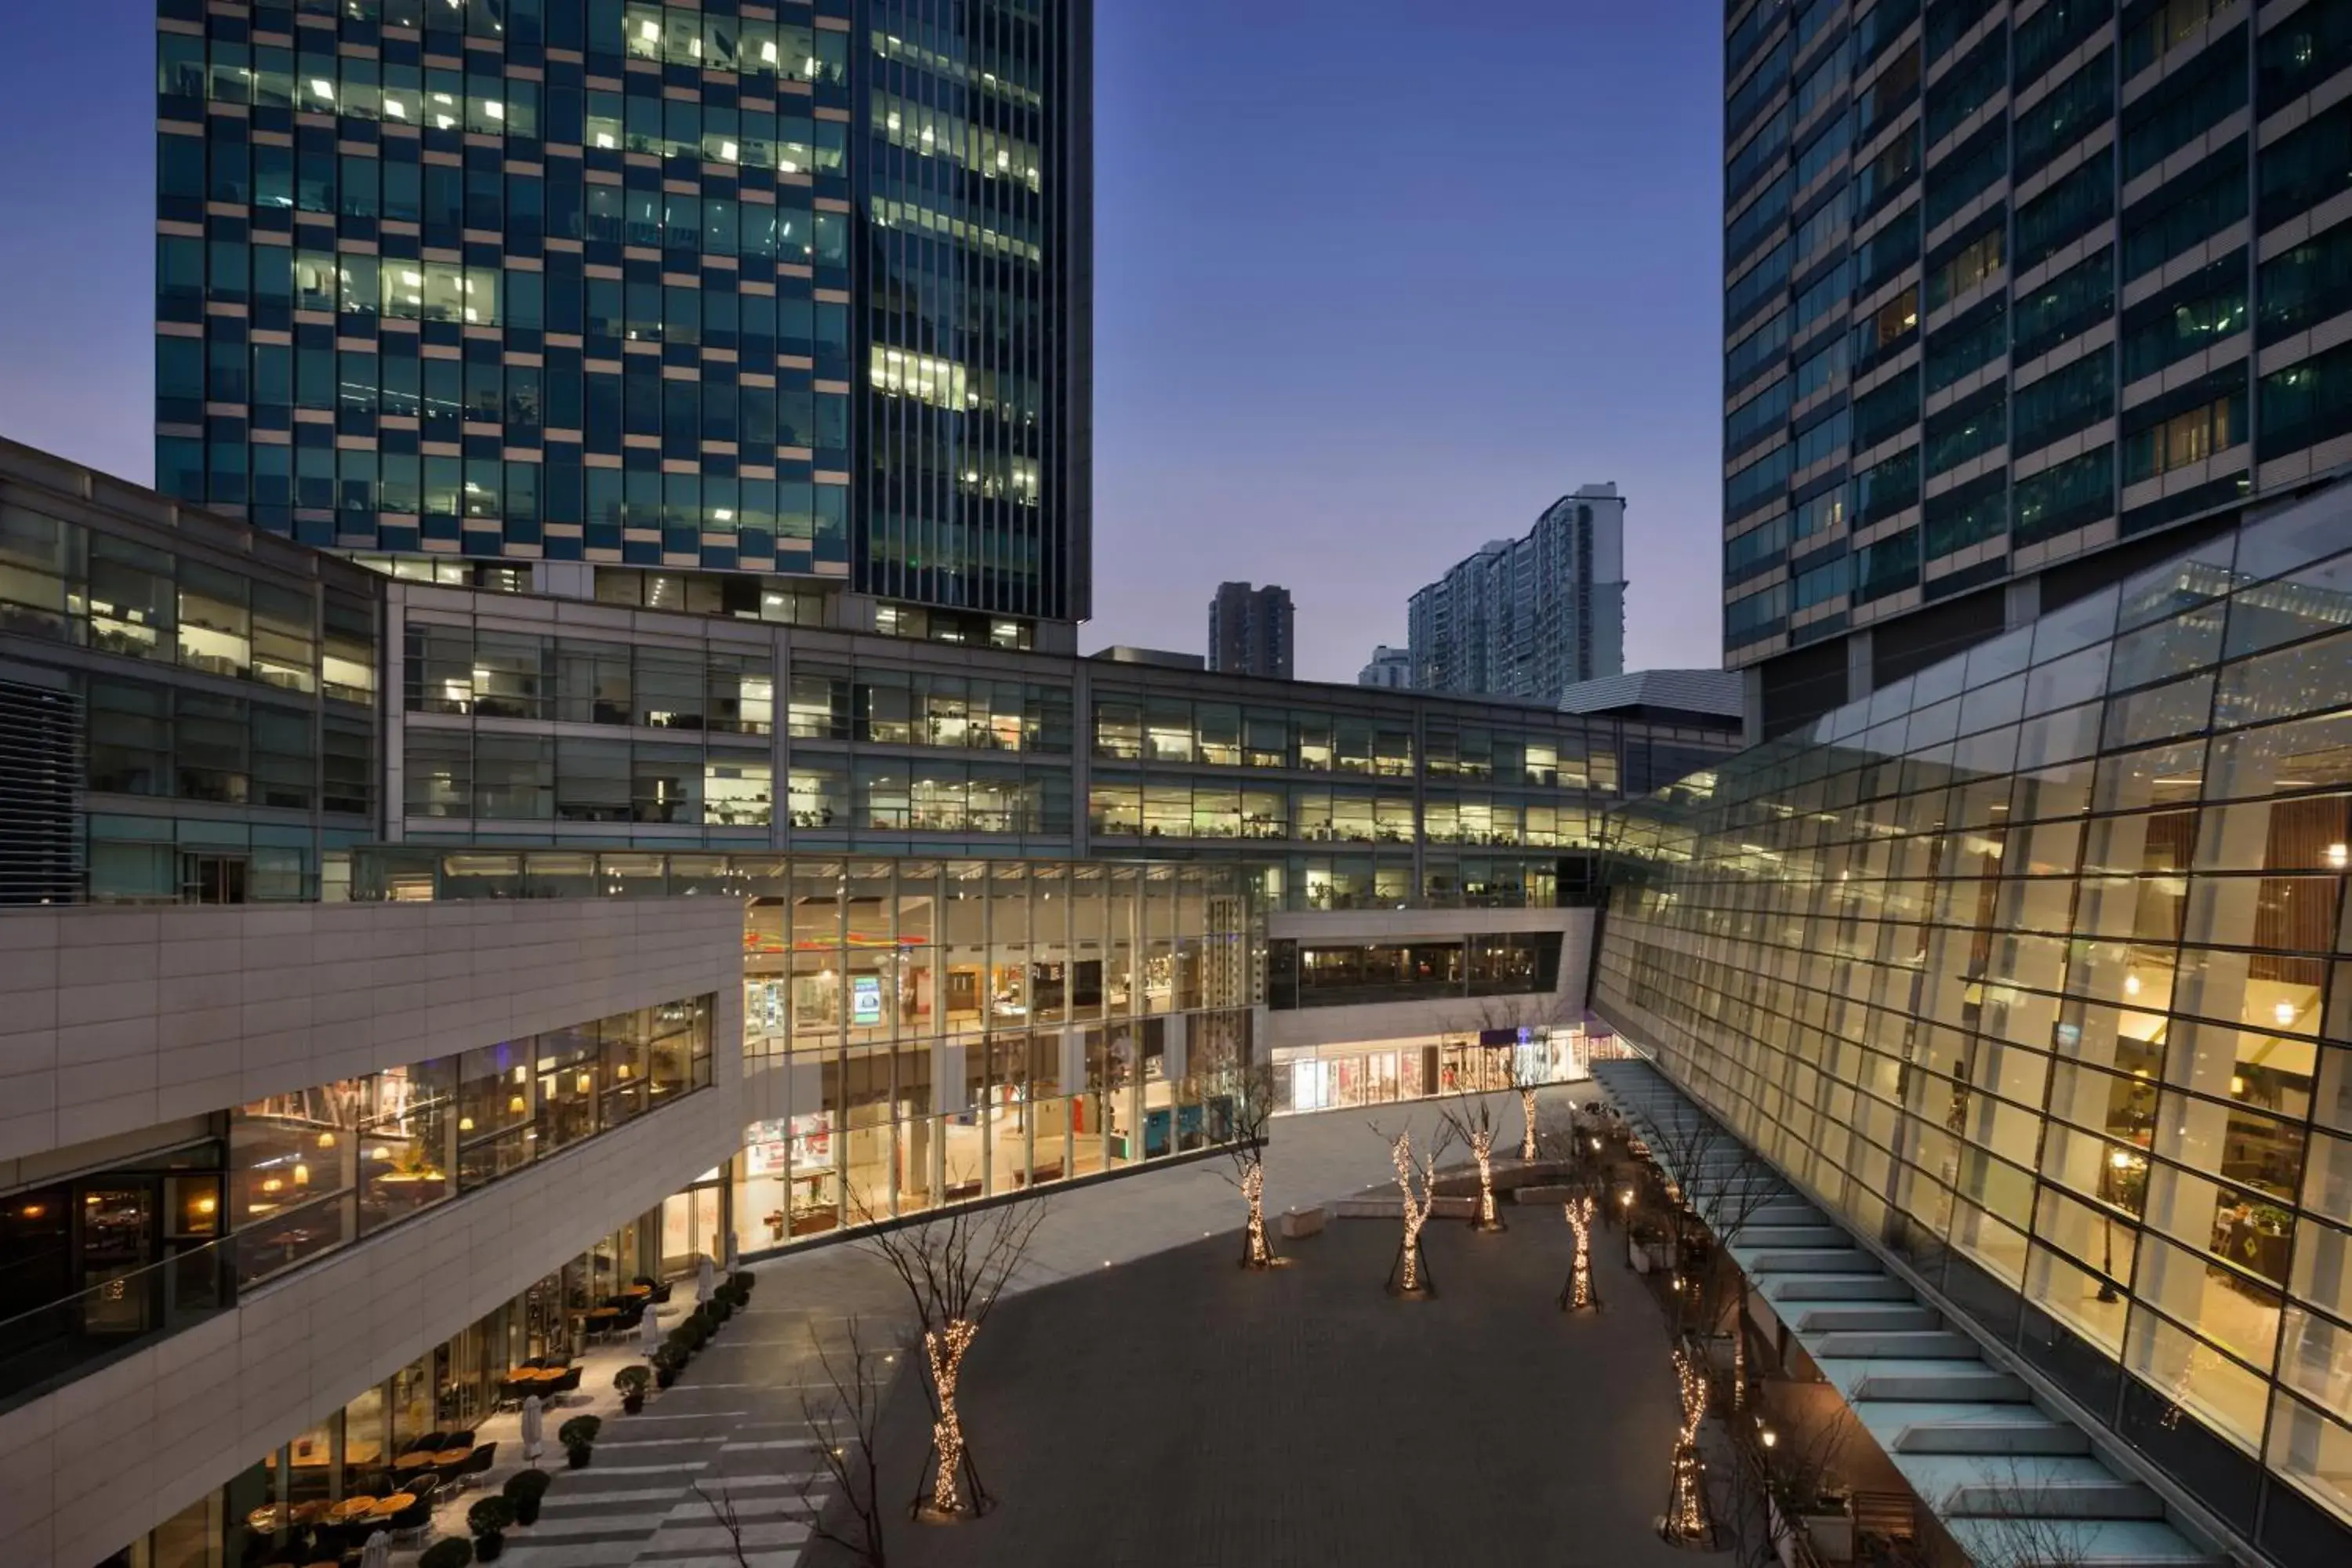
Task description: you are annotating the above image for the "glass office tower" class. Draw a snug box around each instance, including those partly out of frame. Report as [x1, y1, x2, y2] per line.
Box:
[1719, 0, 2352, 738]
[1601, 477, 2352, 1566]
[154, 0, 1091, 625]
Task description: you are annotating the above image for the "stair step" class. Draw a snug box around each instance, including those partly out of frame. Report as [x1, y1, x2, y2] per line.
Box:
[1944, 1515, 2226, 1566]
[1849, 1366, 2032, 1403]
[1943, 1477, 2166, 1520]
[1893, 1418, 2092, 1457]
[1763, 1272, 1915, 1301]
[1748, 1247, 1876, 1272]
[1796, 1304, 1940, 1332]
[1735, 1224, 1849, 1250]
[1808, 1330, 1982, 1359]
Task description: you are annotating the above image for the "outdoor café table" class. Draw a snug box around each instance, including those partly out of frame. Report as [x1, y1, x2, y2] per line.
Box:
[432, 1448, 474, 1465]
[370, 1493, 417, 1515]
[245, 1501, 331, 1533]
[391, 1452, 441, 1472]
[325, 1497, 379, 1523]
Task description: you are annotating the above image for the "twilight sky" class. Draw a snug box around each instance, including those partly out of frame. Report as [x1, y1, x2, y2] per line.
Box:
[0, 0, 1726, 683]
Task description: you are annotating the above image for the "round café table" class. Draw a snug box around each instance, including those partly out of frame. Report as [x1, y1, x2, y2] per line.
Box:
[370, 1492, 418, 1515]
[391, 1452, 440, 1473]
[325, 1497, 380, 1523]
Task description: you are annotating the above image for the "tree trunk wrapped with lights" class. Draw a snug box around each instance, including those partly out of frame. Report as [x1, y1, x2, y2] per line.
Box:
[1519, 1087, 1540, 1160]
[922, 1319, 978, 1517]
[850, 1178, 1047, 1523]
[1660, 1338, 1715, 1545]
[1560, 1196, 1598, 1312]
[1240, 1160, 1273, 1269]
[1442, 1095, 1506, 1233]
[1225, 1065, 1285, 1271]
[1384, 1128, 1443, 1296]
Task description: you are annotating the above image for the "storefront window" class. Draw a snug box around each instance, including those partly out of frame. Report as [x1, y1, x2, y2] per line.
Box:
[359, 1058, 453, 1232]
[536, 1024, 600, 1150]
[458, 1040, 534, 1189]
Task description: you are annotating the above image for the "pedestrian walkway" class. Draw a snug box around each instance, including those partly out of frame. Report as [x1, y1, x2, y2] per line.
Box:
[384, 1088, 1573, 1567]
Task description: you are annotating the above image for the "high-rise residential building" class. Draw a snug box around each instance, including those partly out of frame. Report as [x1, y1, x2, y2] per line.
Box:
[154, 0, 1092, 634]
[1206, 581, 1294, 679]
[1602, 474, 2352, 1567]
[1357, 644, 1412, 688]
[1719, 0, 2352, 740]
[1406, 484, 1627, 702]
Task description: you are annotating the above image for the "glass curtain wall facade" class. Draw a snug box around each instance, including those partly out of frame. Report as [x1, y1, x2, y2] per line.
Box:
[1720, 0, 2352, 736]
[1598, 477, 2352, 1566]
[0, 441, 379, 903]
[350, 848, 1252, 1254]
[385, 587, 1744, 913]
[861, 0, 1092, 620]
[154, 0, 1091, 621]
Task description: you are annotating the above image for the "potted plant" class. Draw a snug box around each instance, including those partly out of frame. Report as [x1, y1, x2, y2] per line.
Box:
[653, 1344, 687, 1389]
[503, 1467, 553, 1527]
[730, 1270, 755, 1297]
[615, 1363, 652, 1414]
[560, 1414, 602, 1469]
[468, 1496, 517, 1562]
[419, 1540, 474, 1568]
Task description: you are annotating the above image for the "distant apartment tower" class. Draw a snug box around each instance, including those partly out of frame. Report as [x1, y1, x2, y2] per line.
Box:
[1719, 0, 2352, 739]
[1207, 582, 1294, 679]
[1357, 644, 1413, 688]
[1406, 485, 1627, 702]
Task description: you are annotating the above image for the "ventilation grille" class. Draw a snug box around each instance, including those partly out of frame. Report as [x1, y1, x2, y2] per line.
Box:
[0, 675, 83, 905]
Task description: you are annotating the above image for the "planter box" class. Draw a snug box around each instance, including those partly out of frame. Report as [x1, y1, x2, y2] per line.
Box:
[1279, 1206, 1327, 1239]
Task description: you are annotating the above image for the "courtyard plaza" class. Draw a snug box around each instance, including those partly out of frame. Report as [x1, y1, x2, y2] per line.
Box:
[354, 1086, 1694, 1568]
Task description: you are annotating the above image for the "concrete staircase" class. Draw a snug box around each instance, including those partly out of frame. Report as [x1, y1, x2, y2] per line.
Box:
[1592, 1059, 2230, 1568]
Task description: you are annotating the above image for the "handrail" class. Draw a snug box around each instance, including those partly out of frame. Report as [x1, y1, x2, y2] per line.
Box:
[0, 1236, 236, 1414]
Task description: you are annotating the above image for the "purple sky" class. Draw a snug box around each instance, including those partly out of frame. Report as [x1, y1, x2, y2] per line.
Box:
[0, 0, 1726, 682]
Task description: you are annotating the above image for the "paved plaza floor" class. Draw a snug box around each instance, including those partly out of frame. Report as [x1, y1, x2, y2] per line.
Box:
[383, 1088, 1649, 1568]
[804, 1197, 1702, 1568]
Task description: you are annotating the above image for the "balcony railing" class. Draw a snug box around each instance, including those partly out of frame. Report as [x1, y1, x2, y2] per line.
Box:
[0, 1238, 235, 1416]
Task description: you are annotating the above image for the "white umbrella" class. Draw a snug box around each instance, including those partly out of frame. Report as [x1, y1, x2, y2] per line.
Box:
[360, 1528, 391, 1568]
[640, 1298, 664, 1356]
[697, 1253, 717, 1305]
[521, 1394, 546, 1465]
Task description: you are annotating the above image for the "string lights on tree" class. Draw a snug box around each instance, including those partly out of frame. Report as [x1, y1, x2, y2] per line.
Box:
[922, 1318, 978, 1517]
[1379, 1124, 1450, 1297]
[1660, 1338, 1715, 1545]
[1560, 1195, 1598, 1312]
[1442, 1094, 1507, 1233]
[1223, 1066, 1287, 1270]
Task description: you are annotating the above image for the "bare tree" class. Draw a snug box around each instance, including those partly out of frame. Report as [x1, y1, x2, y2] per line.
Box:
[1940, 1461, 2092, 1568]
[1440, 1091, 1508, 1232]
[851, 1181, 1049, 1521]
[1374, 1121, 1454, 1297]
[1634, 1104, 1781, 1406]
[1218, 1064, 1286, 1269]
[1559, 1195, 1599, 1312]
[692, 1482, 754, 1568]
[794, 1315, 894, 1566]
[1461, 996, 1563, 1159]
